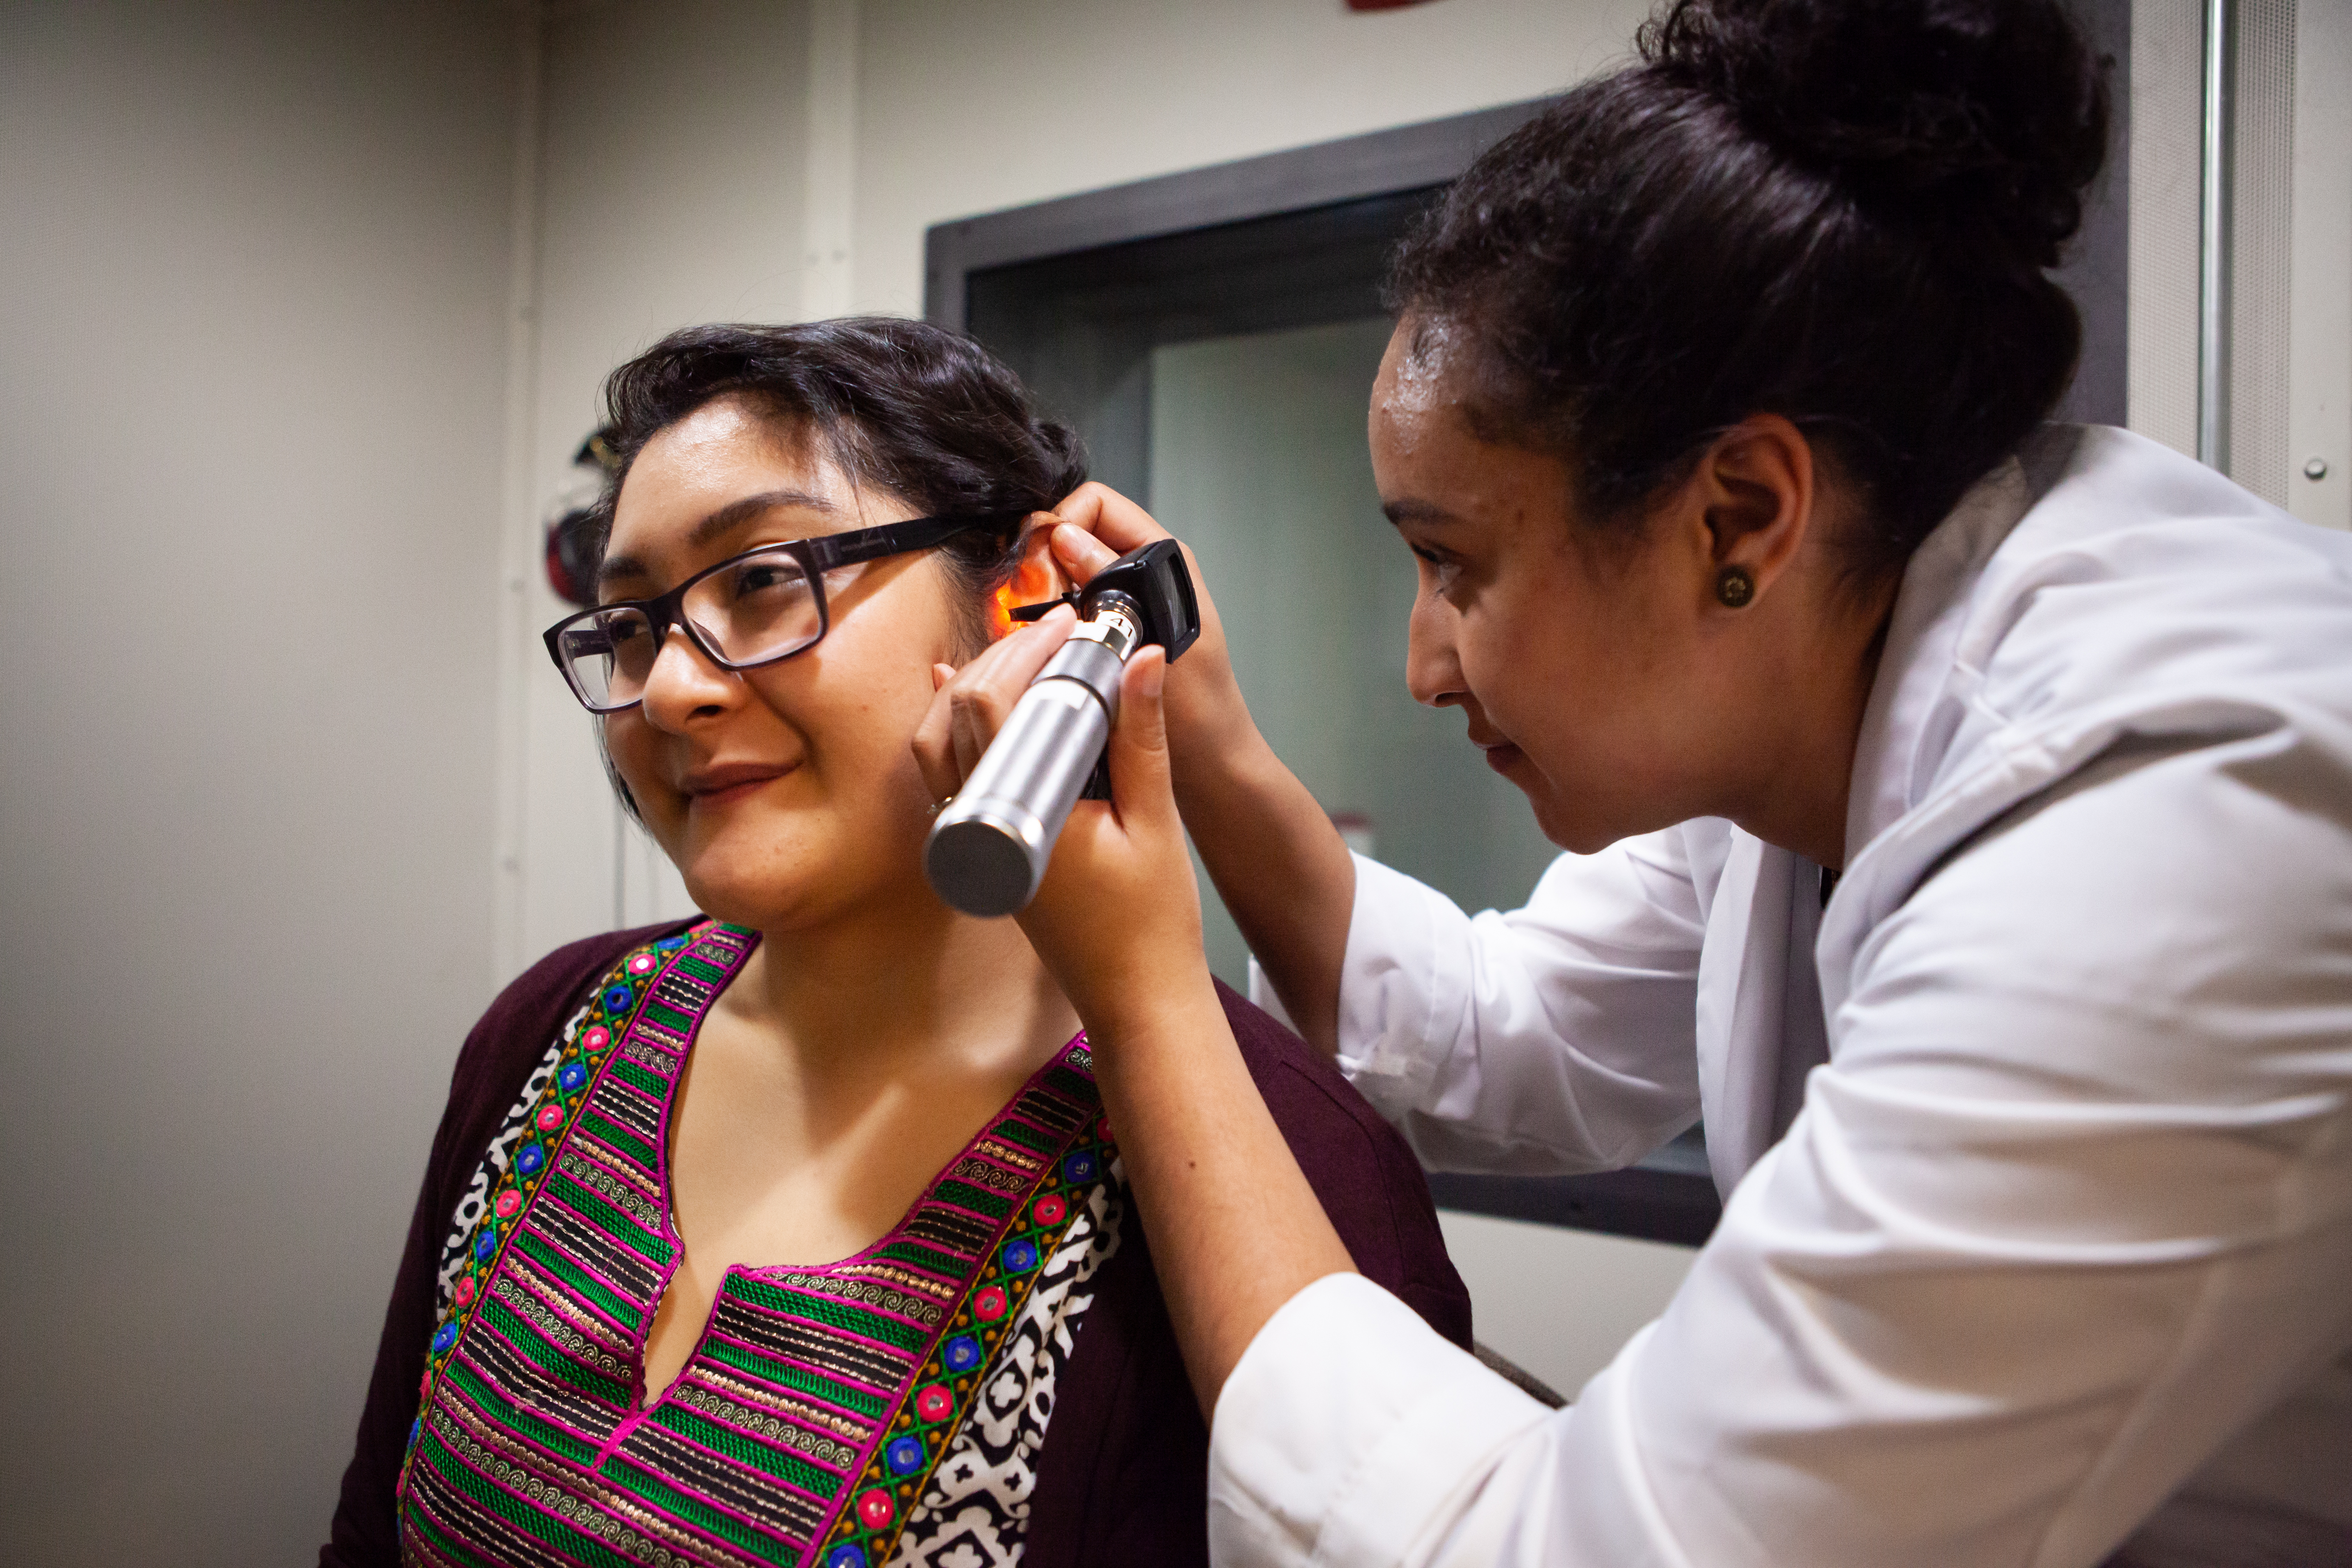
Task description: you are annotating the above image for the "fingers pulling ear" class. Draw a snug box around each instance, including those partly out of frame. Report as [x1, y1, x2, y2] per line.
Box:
[1003, 516, 1071, 616]
[980, 516, 1076, 645]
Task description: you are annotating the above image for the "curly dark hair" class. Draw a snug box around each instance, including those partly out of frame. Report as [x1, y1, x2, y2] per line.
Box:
[591, 317, 1088, 648]
[1387, 0, 2110, 578]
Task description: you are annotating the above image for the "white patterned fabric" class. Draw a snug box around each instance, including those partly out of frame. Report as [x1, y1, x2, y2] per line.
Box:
[889, 1164, 1127, 1568]
[431, 1015, 577, 1314]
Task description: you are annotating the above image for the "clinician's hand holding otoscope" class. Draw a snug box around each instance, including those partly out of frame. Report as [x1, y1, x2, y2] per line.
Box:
[922, 538, 1200, 918]
[910, 483, 1363, 1417]
[913, 483, 1362, 1057]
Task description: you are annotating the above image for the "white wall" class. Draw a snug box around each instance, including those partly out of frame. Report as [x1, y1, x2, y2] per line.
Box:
[2130, 0, 2202, 457]
[0, 3, 520, 1560]
[849, 0, 1653, 317]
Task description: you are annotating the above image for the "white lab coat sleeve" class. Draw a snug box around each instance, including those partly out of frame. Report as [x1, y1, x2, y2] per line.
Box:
[1208, 1278, 1696, 1568]
[1324, 833, 1711, 1173]
[1208, 730, 2352, 1567]
[1207, 1275, 1555, 1567]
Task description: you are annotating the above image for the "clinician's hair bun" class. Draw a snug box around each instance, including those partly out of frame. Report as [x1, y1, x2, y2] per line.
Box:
[1643, 0, 2108, 267]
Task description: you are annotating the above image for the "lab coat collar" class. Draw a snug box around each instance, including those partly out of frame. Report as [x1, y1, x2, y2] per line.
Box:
[1693, 834, 1827, 1195]
[1814, 429, 2052, 1032]
[1842, 442, 2043, 862]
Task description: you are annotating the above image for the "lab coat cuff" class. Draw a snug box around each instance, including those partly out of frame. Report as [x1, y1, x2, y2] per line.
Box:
[1208, 1272, 1551, 1568]
[1333, 854, 1463, 1119]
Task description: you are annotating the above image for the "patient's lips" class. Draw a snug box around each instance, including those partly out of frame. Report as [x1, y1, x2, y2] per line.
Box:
[678, 759, 795, 808]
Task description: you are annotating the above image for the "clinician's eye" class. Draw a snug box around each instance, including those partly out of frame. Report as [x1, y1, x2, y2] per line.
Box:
[1409, 543, 1465, 595]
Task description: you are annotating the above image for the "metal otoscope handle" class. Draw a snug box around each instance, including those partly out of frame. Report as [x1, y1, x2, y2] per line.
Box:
[924, 597, 1142, 917]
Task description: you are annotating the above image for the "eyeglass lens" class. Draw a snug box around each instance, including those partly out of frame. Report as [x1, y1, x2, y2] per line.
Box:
[558, 547, 823, 710]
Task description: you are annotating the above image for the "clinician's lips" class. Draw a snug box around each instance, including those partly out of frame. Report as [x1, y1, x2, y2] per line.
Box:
[1468, 729, 1524, 775]
[678, 760, 794, 807]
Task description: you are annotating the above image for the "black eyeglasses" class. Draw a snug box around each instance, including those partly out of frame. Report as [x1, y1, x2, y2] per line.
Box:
[543, 513, 992, 713]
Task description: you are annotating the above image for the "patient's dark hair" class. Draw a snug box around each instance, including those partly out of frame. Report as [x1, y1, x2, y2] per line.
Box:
[593, 317, 1087, 641]
[1387, 0, 2109, 578]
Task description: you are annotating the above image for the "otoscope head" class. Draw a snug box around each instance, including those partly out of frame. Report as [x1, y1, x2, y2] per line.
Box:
[1006, 538, 1200, 659]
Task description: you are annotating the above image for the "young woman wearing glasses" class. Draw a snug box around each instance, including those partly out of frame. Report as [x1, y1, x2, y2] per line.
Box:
[318, 319, 1470, 1568]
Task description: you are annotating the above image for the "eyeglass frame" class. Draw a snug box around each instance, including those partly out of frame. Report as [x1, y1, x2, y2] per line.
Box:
[541, 511, 999, 713]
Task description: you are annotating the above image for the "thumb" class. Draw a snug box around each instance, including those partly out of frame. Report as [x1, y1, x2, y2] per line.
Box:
[1108, 647, 1175, 826]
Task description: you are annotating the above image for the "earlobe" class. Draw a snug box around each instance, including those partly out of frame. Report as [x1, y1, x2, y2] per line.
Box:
[1698, 416, 1815, 603]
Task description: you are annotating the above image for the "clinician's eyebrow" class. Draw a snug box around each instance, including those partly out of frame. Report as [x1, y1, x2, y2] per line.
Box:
[598, 488, 841, 586]
[1382, 498, 1461, 528]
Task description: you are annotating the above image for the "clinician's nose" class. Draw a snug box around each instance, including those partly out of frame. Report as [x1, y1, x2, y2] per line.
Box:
[637, 626, 743, 730]
[1404, 581, 1467, 710]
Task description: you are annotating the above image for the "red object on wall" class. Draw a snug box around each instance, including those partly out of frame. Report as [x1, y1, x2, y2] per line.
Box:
[1346, 0, 1444, 10]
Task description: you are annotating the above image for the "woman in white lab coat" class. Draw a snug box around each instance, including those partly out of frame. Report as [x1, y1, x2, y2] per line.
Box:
[918, 0, 2352, 1562]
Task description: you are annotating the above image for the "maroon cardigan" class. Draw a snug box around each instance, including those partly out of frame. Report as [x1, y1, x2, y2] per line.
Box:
[321, 922, 1472, 1567]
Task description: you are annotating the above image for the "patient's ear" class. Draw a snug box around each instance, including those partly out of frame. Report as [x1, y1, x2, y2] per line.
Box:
[991, 516, 1070, 637]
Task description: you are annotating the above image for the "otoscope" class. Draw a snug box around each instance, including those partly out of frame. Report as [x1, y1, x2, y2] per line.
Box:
[924, 539, 1201, 917]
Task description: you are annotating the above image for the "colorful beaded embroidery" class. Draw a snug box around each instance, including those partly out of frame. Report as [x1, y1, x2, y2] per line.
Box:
[397, 921, 1116, 1568]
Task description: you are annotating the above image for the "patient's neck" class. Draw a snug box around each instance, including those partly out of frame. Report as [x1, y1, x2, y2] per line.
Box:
[720, 878, 1079, 1108]
[640, 877, 1083, 1393]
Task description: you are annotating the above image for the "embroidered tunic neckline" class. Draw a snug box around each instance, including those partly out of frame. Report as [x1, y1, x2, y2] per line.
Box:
[622, 932, 1087, 1427]
[400, 920, 1116, 1568]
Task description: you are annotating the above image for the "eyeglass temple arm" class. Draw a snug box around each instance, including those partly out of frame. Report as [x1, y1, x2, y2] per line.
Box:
[797, 512, 1004, 572]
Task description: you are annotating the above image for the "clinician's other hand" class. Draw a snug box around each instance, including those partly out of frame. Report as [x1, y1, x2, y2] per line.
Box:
[1046, 485, 1258, 791]
[1013, 648, 1215, 1035]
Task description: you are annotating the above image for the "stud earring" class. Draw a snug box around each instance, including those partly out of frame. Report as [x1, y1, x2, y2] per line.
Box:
[1715, 565, 1756, 609]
